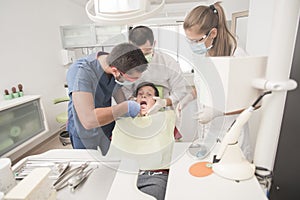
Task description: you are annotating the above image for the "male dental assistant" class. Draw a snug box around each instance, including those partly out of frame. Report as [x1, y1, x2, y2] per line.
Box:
[67, 43, 148, 155]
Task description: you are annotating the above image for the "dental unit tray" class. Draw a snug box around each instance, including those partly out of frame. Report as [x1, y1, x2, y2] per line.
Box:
[14, 159, 70, 180]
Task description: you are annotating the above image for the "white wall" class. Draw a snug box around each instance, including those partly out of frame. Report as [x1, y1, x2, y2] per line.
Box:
[246, 0, 275, 55]
[220, 0, 250, 20]
[0, 0, 91, 149]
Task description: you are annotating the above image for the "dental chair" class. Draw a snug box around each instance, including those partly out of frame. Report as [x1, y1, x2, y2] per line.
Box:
[106, 110, 176, 200]
[53, 96, 70, 146]
[155, 84, 183, 141]
[155, 85, 164, 99]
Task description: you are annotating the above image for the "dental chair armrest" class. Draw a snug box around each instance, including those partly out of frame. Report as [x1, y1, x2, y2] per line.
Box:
[53, 97, 70, 104]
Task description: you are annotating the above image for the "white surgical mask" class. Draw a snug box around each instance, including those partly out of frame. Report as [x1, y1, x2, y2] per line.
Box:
[115, 75, 136, 86]
[115, 79, 135, 86]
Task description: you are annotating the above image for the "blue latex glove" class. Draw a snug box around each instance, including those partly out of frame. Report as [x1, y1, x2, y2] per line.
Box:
[126, 100, 140, 117]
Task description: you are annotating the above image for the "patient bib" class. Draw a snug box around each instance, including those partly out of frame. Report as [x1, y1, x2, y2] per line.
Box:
[111, 110, 175, 170]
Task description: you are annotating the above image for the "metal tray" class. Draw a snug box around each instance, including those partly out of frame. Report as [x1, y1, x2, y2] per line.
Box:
[14, 159, 70, 180]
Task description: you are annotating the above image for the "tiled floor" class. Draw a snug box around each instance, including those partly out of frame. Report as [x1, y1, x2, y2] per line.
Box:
[13, 132, 72, 165]
[30, 133, 72, 154]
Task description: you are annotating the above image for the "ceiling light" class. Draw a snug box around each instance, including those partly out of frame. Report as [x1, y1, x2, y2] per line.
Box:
[85, 0, 165, 25]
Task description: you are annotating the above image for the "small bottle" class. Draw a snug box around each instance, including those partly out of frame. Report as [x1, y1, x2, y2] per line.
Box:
[3, 89, 12, 100]
[18, 84, 24, 97]
[11, 87, 19, 98]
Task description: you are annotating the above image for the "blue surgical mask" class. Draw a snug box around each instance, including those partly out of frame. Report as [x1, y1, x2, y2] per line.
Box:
[190, 41, 209, 55]
[190, 41, 213, 55]
[188, 30, 213, 55]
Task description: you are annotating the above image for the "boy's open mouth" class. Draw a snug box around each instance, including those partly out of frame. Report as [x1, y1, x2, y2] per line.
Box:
[140, 100, 147, 109]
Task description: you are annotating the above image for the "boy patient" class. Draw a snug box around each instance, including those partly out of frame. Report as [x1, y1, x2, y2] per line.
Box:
[133, 82, 160, 116]
[132, 82, 170, 200]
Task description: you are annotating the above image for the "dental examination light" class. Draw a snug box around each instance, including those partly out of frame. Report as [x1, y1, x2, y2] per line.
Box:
[86, 0, 165, 25]
[212, 91, 272, 181]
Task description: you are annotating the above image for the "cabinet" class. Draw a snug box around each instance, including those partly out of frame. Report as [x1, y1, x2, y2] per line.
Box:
[60, 24, 127, 49]
[0, 95, 48, 160]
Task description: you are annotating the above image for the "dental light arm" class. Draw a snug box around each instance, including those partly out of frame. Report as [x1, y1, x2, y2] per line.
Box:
[213, 91, 272, 163]
[213, 107, 253, 162]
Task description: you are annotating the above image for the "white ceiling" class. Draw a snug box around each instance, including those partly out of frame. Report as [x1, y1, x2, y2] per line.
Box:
[151, 0, 202, 3]
[72, 0, 209, 7]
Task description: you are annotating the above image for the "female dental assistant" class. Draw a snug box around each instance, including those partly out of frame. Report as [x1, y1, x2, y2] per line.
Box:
[178, 2, 252, 160]
[178, 2, 245, 120]
[66, 43, 148, 155]
[184, 2, 241, 57]
[177, 2, 244, 116]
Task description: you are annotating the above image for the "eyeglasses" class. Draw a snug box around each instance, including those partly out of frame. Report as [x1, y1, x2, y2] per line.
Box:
[186, 31, 210, 44]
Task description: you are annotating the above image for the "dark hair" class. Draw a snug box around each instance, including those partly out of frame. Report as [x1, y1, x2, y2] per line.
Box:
[133, 82, 159, 97]
[106, 43, 148, 73]
[129, 26, 154, 46]
[183, 2, 237, 56]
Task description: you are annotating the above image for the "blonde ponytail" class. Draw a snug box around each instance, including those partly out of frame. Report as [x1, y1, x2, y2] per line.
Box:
[211, 2, 237, 56]
[183, 1, 237, 56]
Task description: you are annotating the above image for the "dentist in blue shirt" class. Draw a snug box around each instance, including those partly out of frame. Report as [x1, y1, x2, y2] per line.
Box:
[67, 43, 148, 155]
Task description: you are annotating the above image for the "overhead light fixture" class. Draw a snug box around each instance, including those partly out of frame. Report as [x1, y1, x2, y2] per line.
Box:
[85, 0, 165, 25]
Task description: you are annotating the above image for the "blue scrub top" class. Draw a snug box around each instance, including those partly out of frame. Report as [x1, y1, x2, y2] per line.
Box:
[66, 52, 117, 151]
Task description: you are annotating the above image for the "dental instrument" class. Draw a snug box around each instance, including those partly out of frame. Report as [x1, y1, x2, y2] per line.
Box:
[68, 167, 95, 192]
[53, 162, 89, 191]
[212, 91, 272, 181]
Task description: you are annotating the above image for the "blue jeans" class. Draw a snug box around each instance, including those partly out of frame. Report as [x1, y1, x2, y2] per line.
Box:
[137, 173, 169, 200]
[70, 132, 111, 155]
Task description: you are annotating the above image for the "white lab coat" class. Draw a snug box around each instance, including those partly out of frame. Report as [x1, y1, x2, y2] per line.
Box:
[196, 46, 253, 161]
[122, 50, 188, 108]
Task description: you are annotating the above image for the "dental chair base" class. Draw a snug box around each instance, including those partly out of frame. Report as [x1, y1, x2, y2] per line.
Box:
[212, 143, 255, 181]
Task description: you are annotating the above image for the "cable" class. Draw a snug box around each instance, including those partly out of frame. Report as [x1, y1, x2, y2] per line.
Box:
[255, 166, 273, 197]
[252, 91, 272, 107]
